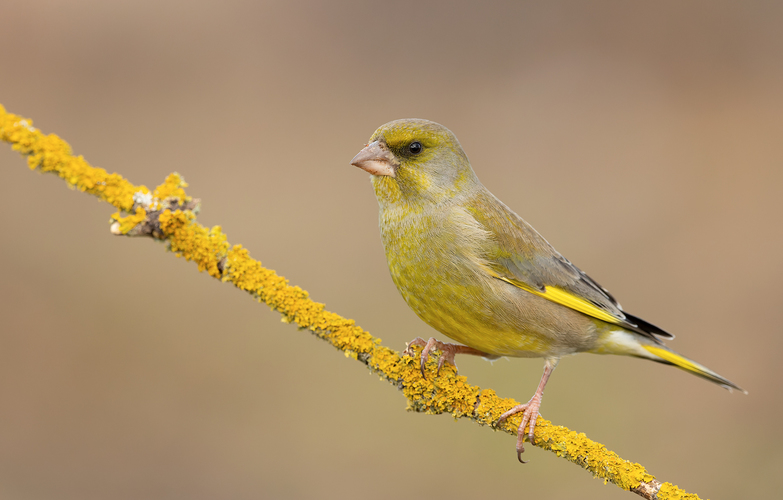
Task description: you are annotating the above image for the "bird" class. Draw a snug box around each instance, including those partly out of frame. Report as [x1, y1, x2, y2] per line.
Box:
[350, 118, 745, 462]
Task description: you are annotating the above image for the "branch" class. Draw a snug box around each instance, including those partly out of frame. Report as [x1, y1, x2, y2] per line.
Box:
[0, 103, 702, 500]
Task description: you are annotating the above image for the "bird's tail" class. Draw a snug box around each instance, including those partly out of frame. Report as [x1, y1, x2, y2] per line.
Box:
[594, 330, 746, 393]
[639, 343, 746, 393]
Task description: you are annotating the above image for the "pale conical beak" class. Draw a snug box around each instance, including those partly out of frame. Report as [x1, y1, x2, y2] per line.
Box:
[350, 140, 398, 177]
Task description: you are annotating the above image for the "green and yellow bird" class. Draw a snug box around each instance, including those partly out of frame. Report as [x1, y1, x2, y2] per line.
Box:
[351, 118, 745, 462]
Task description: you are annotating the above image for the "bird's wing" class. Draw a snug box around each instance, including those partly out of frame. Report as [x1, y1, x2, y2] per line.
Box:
[467, 191, 673, 341]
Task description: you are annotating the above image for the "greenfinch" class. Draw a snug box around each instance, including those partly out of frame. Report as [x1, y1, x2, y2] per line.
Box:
[351, 118, 745, 462]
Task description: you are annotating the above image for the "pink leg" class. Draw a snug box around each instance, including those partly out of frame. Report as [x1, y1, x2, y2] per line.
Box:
[403, 337, 494, 378]
[497, 358, 559, 463]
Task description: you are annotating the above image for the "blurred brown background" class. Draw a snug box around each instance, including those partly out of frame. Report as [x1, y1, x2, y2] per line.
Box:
[1, 1, 781, 499]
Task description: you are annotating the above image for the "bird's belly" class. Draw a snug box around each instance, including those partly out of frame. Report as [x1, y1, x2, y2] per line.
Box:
[402, 291, 550, 357]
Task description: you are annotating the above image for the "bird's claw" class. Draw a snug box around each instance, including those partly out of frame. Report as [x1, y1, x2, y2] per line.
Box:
[497, 394, 543, 464]
[404, 337, 430, 378]
[404, 337, 465, 379]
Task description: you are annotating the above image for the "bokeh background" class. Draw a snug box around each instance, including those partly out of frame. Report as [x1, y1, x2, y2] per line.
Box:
[1, 1, 781, 499]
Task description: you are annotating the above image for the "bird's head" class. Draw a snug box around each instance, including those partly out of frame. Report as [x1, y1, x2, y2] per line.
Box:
[351, 119, 480, 208]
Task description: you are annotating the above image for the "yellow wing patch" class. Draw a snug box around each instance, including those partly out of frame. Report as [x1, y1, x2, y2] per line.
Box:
[495, 276, 620, 325]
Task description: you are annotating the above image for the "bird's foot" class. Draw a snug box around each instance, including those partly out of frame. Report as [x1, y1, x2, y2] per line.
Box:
[403, 337, 489, 379]
[497, 392, 543, 464]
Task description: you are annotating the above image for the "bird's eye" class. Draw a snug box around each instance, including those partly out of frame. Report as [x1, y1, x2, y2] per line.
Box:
[408, 141, 423, 155]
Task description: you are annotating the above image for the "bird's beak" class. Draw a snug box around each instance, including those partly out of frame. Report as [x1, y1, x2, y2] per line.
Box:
[350, 140, 398, 177]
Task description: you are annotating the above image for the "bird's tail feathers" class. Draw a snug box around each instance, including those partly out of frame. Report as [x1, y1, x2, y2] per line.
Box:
[595, 330, 746, 393]
[640, 344, 746, 394]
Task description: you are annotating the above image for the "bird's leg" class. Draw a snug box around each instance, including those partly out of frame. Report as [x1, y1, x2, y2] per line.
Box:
[404, 337, 493, 378]
[497, 358, 559, 463]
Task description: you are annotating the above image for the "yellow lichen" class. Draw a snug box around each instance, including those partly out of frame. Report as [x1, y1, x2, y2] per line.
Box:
[2, 102, 706, 499]
[158, 210, 228, 278]
[0, 104, 142, 211]
[110, 207, 148, 235]
[657, 482, 703, 500]
[153, 173, 190, 203]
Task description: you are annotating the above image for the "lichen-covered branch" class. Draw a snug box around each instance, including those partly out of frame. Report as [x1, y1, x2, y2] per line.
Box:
[0, 103, 702, 500]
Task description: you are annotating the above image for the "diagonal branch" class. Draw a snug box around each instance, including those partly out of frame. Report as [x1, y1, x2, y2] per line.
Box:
[0, 104, 702, 500]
